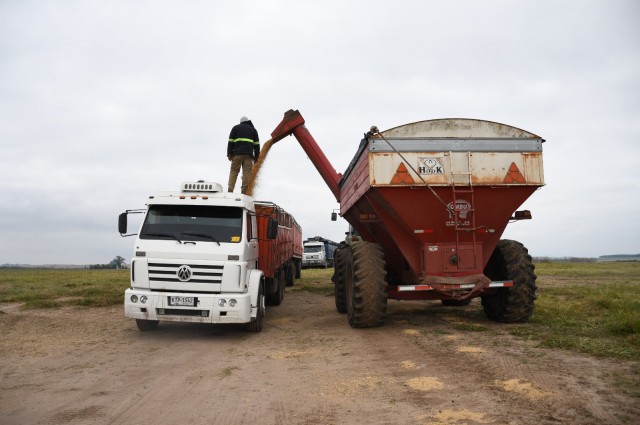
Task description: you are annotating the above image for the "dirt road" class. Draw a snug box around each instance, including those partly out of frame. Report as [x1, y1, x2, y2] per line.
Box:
[1, 286, 638, 425]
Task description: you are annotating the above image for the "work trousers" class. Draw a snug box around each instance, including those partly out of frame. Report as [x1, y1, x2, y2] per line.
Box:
[228, 154, 254, 194]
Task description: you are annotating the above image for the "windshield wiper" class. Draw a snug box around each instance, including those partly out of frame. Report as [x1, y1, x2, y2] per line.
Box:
[181, 232, 221, 246]
[143, 233, 183, 244]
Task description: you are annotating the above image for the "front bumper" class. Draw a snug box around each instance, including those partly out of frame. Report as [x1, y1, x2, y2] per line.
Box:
[124, 288, 252, 324]
[302, 259, 325, 267]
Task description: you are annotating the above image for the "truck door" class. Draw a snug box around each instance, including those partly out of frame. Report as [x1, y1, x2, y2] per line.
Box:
[247, 212, 259, 270]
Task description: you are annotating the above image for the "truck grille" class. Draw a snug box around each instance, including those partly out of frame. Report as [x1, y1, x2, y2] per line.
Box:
[148, 262, 223, 284]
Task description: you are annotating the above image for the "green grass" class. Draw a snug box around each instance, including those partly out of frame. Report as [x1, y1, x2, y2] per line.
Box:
[534, 261, 639, 279]
[511, 261, 640, 360]
[0, 268, 129, 309]
[293, 267, 334, 296]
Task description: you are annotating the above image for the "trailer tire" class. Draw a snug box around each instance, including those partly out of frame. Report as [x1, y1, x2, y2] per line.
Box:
[347, 241, 387, 328]
[332, 243, 348, 314]
[295, 260, 301, 279]
[136, 319, 159, 331]
[267, 269, 285, 306]
[285, 261, 295, 287]
[481, 239, 537, 323]
[246, 284, 265, 333]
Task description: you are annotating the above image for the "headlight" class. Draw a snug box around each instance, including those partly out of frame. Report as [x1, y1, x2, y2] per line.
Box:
[229, 299, 237, 307]
[140, 295, 147, 304]
[130, 295, 138, 303]
[218, 299, 227, 307]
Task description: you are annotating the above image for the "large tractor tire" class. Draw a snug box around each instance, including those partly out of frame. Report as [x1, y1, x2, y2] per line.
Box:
[345, 241, 387, 328]
[481, 239, 537, 323]
[332, 243, 348, 314]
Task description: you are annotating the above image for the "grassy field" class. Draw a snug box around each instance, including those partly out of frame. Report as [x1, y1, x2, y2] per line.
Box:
[1, 262, 639, 360]
[518, 261, 640, 360]
[0, 268, 129, 308]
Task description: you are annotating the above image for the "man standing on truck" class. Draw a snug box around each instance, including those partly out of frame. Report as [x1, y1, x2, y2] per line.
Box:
[227, 116, 260, 195]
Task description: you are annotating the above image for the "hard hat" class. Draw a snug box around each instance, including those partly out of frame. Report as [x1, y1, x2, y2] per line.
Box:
[240, 116, 249, 123]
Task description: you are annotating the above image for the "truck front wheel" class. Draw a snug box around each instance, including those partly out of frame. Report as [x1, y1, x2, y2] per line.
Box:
[136, 319, 159, 331]
[481, 239, 537, 323]
[246, 284, 265, 333]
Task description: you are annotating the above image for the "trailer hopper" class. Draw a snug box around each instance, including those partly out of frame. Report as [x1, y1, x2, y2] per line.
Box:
[271, 110, 544, 328]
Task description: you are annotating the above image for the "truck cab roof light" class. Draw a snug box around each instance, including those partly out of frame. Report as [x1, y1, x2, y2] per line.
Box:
[181, 181, 223, 193]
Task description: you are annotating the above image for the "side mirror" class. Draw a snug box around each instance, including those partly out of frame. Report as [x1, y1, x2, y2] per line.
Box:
[512, 210, 532, 220]
[267, 218, 278, 240]
[118, 212, 128, 234]
[331, 212, 337, 221]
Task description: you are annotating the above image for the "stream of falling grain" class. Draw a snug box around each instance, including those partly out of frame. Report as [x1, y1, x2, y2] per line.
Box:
[246, 138, 274, 197]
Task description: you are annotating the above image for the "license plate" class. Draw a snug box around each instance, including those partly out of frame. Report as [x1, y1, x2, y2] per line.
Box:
[168, 296, 196, 307]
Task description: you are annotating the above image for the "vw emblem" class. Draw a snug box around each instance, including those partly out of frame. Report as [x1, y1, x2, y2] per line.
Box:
[176, 265, 192, 282]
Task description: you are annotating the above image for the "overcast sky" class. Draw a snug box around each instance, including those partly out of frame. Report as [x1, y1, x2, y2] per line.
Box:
[1, 0, 639, 264]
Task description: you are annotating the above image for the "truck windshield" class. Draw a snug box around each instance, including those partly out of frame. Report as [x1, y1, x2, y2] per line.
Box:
[140, 205, 243, 244]
[304, 245, 322, 253]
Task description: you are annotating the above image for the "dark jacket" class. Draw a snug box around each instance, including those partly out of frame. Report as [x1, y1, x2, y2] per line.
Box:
[227, 120, 260, 159]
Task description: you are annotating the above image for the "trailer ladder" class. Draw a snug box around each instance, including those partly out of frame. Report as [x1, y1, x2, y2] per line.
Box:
[449, 151, 478, 270]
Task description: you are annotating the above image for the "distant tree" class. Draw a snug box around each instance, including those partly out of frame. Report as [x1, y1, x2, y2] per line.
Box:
[109, 256, 126, 269]
[89, 256, 127, 269]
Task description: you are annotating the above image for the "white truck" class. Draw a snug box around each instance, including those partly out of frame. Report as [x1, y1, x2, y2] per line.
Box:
[118, 181, 300, 333]
[302, 237, 338, 268]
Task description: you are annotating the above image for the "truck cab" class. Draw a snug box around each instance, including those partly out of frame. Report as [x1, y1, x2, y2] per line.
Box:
[303, 241, 328, 268]
[302, 237, 338, 268]
[119, 181, 269, 332]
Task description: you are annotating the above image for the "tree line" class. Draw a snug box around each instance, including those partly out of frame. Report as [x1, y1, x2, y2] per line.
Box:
[87, 256, 127, 269]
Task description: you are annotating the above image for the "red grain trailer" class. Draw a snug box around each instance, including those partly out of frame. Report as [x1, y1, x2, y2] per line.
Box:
[255, 201, 303, 305]
[270, 110, 545, 328]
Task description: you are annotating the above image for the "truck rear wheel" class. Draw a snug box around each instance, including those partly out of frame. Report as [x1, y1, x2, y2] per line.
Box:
[481, 239, 537, 323]
[346, 241, 387, 328]
[136, 319, 159, 331]
[332, 243, 348, 314]
[246, 284, 265, 333]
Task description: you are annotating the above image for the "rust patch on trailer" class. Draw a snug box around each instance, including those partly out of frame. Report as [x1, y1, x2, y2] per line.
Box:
[390, 163, 415, 184]
[504, 162, 526, 184]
